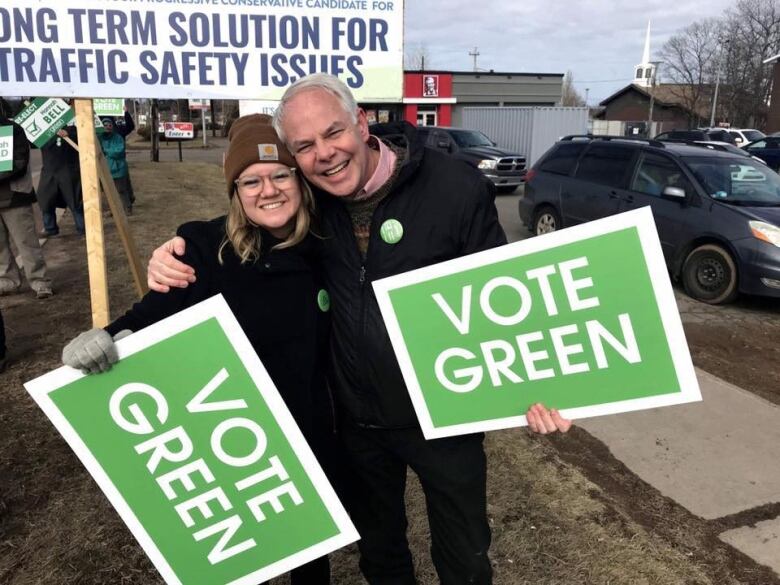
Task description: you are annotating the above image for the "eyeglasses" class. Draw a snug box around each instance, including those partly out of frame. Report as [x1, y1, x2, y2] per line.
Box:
[234, 168, 296, 197]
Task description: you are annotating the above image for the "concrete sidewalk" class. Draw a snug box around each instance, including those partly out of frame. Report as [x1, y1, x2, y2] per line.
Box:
[579, 368, 780, 575]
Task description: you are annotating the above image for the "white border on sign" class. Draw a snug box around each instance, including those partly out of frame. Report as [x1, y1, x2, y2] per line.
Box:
[372, 207, 701, 440]
[24, 295, 359, 585]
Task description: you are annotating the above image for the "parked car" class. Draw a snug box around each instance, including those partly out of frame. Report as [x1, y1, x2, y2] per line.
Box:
[518, 135, 780, 304]
[726, 128, 765, 146]
[415, 126, 527, 192]
[656, 138, 769, 166]
[742, 136, 780, 171]
[369, 122, 528, 192]
[655, 129, 736, 144]
[370, 123, 526, 192]
[697, 127, 765, 146]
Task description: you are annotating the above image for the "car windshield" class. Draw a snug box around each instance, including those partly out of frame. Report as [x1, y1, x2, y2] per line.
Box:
[687, 158, 780, 206]
[448, 129, 494, 148]
[743, 130, 765, 142]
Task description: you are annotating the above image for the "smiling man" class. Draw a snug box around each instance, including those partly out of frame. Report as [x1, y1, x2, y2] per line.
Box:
[274, 83, 380, 199]
[148, 74, 571, 585]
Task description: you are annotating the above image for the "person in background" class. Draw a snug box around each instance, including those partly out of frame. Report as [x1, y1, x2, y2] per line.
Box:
[0, 98, 53, 299]
[98, 109, 135, 215]
[36, 121, 85, 237]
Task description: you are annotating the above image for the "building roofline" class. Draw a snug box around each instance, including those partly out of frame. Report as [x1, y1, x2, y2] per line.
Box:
[599, 83, 676, 107]
[404, 70, 564, 78]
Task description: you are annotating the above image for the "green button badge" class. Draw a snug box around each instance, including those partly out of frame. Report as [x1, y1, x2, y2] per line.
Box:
[317, 289, 330, 312]
[380, 219, 404, 244]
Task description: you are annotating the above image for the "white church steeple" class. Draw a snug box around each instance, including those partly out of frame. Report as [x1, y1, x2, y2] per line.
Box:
[634, 20, 656, 88]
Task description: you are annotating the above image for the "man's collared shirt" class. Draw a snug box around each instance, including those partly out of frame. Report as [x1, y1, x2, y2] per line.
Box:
[354, 135, 397, 200]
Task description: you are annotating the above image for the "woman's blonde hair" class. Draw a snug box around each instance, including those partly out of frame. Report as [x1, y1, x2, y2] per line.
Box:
[218, 170, 316, 264]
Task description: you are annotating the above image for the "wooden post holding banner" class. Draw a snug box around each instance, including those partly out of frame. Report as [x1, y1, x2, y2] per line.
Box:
[61, 133, 149, 301]
[95, 150, 148, 298]
[73, 99, 109, 328]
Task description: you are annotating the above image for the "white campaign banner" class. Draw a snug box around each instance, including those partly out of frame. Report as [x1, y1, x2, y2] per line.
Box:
[0, 0, 404, 100]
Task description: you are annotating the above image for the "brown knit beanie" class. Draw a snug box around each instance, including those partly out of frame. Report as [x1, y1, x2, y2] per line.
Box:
[224, 114, 296, 196]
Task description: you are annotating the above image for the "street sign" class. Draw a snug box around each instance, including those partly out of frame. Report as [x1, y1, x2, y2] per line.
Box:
[24, 295, 359, 585]
[13, 98, 75, 148]
[373, 207, 701, 439]
[0, 126, 12, 172]
[164, 122, 194, 140]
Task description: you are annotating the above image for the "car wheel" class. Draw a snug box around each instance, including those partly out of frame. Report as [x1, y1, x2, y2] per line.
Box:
[533, 206, 561, 235]
[681, 244, 738, 304]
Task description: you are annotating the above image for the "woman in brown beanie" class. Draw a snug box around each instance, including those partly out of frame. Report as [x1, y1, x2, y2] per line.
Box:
[62, 115, 339, 585]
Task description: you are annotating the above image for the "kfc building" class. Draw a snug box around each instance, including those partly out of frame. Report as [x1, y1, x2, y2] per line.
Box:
[403, 72, 455, 126]
[360, 70, 563, 128]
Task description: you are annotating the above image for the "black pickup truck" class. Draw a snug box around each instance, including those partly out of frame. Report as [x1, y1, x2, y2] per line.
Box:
[371, 122, 527, 193]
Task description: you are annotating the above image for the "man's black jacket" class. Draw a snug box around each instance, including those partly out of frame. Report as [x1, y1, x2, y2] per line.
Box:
[316, 125, 508, 429]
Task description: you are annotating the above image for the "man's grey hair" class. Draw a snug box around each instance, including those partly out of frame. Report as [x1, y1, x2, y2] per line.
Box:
[272, 74, 359, 145]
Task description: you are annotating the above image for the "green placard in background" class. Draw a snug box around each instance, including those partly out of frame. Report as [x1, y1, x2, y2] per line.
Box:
[373, 208, 701, 439]
[25, 296, 358, 585]
[13, 97, 75, 147]
[0, 126, 12, 172]
[93, 98, 125, 117]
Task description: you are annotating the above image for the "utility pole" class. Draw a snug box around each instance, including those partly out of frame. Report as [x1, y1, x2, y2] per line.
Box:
[710, 39, 729, 127]
[585, 88, 590, 107]
[150, 99, 159, 162]
[469, 47, 480, 72]
[646, 62, 662, 137]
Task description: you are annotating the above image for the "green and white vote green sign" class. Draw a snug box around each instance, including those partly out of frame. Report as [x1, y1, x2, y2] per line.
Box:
[373, 207, 700, 440]
[0, 126, 12, 172]
[93, 98, 125, 117]
[24, 295, 358, 585]
[13, 97, 75, 147]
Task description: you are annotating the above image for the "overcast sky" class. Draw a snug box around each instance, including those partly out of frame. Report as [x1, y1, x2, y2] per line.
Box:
[403, 0, 738, 104]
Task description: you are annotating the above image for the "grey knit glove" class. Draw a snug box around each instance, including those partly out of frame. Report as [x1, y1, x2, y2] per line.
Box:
[62, 328, 132, 374]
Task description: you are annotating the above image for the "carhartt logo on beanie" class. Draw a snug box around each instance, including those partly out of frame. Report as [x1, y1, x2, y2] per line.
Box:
[258, 144, 280, 161]
[223, 114, 296, 196]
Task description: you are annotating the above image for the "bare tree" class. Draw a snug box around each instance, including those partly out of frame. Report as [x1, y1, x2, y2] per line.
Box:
[659, 18, 720, 127]
[719, 0, 780, 127]
[659, 0, 780, 129]
[404, 43, 434, 70]
[560, 71, 586, 106]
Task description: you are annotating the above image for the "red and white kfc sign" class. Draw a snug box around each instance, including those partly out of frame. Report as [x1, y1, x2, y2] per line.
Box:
[422, 75, 439, 97]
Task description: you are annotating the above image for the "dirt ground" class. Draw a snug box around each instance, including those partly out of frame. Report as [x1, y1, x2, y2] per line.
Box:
[1, 160, 779, 585]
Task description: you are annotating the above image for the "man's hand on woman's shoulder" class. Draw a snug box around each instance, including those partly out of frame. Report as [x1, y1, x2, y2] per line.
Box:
[147, 236, 196, 292]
